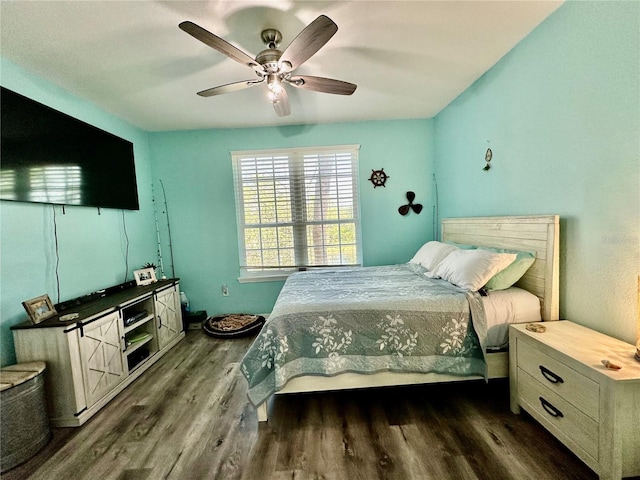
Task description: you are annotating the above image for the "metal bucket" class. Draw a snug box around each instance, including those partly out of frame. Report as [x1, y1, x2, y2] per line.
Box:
[1, 365, 50, 472]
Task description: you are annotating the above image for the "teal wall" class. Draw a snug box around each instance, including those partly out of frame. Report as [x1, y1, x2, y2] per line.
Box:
[149, 120, 435, 317]
[0, 59, 158, 366]
[434, 1, 640, 343]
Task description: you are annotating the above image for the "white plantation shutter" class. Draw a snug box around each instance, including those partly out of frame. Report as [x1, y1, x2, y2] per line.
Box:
[232, 145, 361, 280]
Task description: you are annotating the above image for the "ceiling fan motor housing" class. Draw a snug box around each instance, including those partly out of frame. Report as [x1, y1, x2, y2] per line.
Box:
[257, 29, 290, 73]
[256, 48, 283, 73]
[261, 28, 282, 49]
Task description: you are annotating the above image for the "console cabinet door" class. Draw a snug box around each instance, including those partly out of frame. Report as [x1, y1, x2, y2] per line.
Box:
[78, 311, 126, 408]
[155, 285, 182, 350]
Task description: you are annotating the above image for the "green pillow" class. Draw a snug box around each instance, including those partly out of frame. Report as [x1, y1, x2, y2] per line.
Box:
[481, 247, 536, 291]
[444, 241, 476, 250]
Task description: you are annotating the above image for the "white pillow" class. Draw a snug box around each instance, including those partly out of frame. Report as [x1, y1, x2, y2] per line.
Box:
[432, 249, 517, 291]
[409, 241, 458, 271]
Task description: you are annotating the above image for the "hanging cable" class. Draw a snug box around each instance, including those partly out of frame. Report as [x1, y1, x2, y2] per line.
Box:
[432, 173, 439, 240]
[122, 209, 130, 283]
[160, 179, 176, 278]
[52, 205, 61, 303]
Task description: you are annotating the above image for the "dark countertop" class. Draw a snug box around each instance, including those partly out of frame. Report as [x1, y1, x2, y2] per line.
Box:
[11, 279, 179, 331]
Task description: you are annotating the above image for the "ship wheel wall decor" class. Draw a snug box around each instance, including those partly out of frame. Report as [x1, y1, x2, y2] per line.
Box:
[398, 191, 423, 216]
[369, 168, 389, 188]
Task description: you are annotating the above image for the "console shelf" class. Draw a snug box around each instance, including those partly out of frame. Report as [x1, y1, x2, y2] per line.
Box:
[123, 314, 154, 334]
[125, 334, 153, 354]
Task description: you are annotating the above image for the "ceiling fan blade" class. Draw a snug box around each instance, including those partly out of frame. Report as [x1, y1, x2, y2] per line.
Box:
[279, 15, 337, 71]
[272, 88, 291, 117]
[197, 79, 264, 97]
[288, 75, 357, 95]
[179, 21, 261, 70]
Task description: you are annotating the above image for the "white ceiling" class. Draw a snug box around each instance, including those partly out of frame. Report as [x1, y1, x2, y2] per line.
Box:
[0, 1, 563, 131]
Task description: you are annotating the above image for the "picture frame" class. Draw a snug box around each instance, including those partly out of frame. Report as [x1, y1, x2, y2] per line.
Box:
[134, 267, 157, 286]
[22, 294, 57, 324]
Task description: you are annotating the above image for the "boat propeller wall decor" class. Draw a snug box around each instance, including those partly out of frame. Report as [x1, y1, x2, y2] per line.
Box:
[398, 191, 423, 216]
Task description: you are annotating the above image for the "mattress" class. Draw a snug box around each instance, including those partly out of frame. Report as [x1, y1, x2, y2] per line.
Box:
[482, 287, 541, 350]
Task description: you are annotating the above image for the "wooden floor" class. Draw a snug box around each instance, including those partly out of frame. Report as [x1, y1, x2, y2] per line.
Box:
[5, 330, 606, 480]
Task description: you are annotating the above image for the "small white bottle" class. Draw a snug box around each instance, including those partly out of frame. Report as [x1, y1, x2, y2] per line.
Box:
[179, 291, 190, 313]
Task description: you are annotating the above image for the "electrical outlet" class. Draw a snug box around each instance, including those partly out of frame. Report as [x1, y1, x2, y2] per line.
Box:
[222, 284, 229, 296]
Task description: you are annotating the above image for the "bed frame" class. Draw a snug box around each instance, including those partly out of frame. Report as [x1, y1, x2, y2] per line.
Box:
[256, 214, 559, 421]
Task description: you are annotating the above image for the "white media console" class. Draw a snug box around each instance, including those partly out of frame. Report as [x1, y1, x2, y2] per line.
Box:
[12, 279, 184, 427]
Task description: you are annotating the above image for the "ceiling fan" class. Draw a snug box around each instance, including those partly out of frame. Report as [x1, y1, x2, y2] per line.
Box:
[179, 15, 357, 117]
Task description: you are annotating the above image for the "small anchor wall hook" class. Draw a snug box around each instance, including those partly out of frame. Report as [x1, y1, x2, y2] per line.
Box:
[398, 191, 423, 216]
[483, 141, 492, 171]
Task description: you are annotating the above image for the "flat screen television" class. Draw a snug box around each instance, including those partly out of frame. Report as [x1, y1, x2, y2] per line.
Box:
[1, 86, 140, 210]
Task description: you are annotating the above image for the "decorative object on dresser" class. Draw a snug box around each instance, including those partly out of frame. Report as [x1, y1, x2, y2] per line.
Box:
[509, 321, 640, 480]
[11, 279, 184, 427]
[133, 267, 157, 286]
[142, 262, 159, 279]
[22, 294, 57, 324]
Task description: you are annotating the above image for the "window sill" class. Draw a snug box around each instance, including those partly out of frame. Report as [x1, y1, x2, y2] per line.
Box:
[238, 264, 363, 284]
[237, 274, 290, 284]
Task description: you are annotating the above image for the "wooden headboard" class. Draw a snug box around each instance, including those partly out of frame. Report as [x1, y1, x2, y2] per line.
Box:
[441, 215, 560, 321]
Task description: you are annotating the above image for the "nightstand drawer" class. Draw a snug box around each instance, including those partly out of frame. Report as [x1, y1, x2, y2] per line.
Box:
[517, 339, 599, 420]
[518, 369, 599, 460]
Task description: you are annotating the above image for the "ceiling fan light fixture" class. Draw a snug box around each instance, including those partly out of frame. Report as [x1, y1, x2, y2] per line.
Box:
[279, 60, 293, 72]
[267, 74, 284, 103]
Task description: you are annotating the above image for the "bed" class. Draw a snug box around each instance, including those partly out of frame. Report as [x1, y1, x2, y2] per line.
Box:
[242, 215, 559, 421]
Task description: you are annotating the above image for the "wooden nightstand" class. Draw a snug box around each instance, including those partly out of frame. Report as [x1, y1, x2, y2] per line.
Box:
[509, 321, 640, 480]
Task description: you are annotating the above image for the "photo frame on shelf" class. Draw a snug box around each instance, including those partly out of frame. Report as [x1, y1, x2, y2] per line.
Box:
[22, 294, 57, 324]
[134, 267, 157, 286]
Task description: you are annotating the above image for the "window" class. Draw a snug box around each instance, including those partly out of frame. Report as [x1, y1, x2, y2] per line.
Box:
[232, 145, 361, 281]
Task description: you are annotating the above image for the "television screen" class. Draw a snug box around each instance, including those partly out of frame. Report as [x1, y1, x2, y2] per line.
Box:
[0, 86, 140, 210]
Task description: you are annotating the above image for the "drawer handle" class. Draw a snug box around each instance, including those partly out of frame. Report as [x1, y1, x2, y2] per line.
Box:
[539, 365, 564, 384]
[539, 397, 564, 418]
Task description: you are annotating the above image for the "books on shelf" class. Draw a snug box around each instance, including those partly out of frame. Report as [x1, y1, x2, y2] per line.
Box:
[126, 332, 151, 346]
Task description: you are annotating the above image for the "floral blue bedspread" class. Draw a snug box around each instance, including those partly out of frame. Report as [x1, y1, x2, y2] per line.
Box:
[240, 263, 488, 406]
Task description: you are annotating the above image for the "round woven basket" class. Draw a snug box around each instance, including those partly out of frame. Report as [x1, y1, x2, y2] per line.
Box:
[202, 314, 265, 339]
